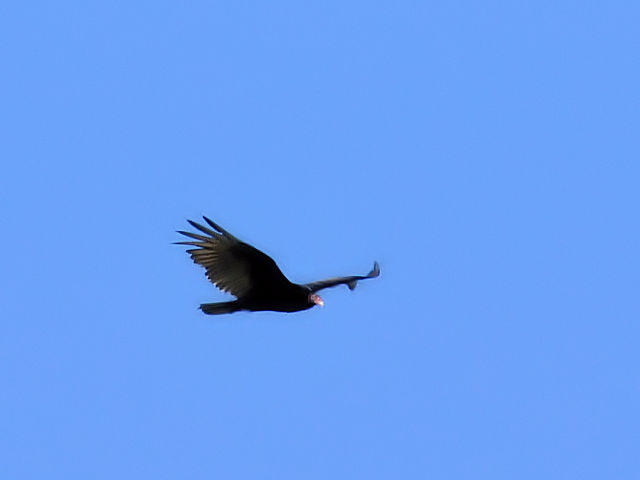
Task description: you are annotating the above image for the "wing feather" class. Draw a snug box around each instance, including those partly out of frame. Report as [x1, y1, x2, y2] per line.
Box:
[176, 218, 292, 298]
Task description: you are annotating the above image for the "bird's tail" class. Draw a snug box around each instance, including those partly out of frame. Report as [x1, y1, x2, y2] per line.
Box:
[199, 301, 243, 315]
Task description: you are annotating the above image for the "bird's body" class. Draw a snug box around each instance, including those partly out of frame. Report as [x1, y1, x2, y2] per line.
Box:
[176, 217, 380, 315]
[200, 280, 314, 314]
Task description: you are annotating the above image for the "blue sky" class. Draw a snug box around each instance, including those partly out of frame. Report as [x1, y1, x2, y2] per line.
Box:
[2, 1, 639, 478]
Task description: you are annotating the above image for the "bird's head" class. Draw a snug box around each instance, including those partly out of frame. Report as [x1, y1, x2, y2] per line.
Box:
[309, 293, 324, 308]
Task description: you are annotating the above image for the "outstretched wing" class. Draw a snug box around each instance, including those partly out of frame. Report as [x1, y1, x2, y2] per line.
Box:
[175, 217, 292, 298]
[304, 262, 380, 293]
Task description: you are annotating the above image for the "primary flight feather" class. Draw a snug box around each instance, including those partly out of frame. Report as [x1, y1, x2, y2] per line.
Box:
[176, 216, 380, 314]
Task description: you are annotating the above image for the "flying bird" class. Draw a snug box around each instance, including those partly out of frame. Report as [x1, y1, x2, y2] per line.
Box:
[176, 217, 380, 314]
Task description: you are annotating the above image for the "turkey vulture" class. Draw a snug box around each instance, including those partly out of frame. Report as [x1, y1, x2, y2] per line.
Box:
[176, 217, 380, 314]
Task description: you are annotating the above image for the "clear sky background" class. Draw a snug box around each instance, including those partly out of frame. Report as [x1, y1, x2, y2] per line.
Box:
[2, 1, 639, 478]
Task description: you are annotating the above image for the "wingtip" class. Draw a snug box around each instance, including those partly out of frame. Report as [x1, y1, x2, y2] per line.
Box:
[172, 231, 183, 245]
[203, 216, 222, 232]
[369, 261, 380, 278]
[187, 219, 202, 230]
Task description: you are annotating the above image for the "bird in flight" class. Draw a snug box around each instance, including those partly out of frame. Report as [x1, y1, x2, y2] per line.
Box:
[176, 217, 380, 314]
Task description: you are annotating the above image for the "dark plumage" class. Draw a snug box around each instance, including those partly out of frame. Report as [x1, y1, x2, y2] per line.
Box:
[176, 217, 380, 314]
